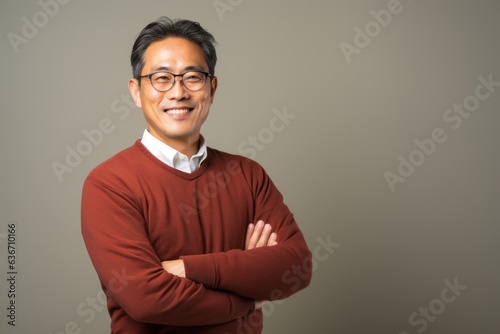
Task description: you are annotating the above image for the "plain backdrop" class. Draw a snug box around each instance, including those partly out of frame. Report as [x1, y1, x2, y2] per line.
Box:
[1, 1, 499, 333]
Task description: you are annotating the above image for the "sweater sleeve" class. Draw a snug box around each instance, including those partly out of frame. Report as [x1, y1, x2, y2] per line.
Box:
[81, 173, 254, 326]
[181, 160, 312, 301]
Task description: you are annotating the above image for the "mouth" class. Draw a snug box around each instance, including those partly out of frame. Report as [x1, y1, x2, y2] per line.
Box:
[164, 107, 194, 115]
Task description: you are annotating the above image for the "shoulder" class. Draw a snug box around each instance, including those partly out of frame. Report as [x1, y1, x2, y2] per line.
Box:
[206, 147, 268, 181]
[207, 147, 263, 168]
[85, 140, 147, 184]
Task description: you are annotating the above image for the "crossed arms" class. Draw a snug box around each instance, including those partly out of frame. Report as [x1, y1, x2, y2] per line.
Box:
[162, 220, 278, 309]
[81, 160, 312, 326]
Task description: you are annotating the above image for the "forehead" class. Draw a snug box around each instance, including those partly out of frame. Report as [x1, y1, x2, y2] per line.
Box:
[142, 37, 208, 72]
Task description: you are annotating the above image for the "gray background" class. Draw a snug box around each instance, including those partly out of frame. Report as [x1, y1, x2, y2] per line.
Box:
[1, 0, 499, 333]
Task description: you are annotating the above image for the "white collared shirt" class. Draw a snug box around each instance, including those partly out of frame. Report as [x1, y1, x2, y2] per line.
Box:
[140, 129, 207, 173]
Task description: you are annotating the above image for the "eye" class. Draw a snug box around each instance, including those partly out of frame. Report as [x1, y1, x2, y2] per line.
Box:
[153, 73, 172, 83]
[184, 72, 204, 82]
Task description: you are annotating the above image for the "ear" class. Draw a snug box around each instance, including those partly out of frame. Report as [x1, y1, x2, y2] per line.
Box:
[209, 76, 218, 103]
[128, 78, 142, 109]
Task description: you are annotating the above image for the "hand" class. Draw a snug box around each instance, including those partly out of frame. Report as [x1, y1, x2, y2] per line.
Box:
[161, 259, 186, 278]
[245, 220, 277, 250]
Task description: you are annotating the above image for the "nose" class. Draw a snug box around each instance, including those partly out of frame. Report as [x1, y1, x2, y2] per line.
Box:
[166, 76, 189, 100]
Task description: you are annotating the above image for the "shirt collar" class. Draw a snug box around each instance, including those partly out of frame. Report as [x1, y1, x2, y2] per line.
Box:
[140, 129, 207, 173]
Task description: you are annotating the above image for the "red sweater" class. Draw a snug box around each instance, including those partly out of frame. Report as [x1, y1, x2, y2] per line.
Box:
[81, 140, 312, 333]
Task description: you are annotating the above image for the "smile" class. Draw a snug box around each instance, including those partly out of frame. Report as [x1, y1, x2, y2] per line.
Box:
[164, 108, 193, 115]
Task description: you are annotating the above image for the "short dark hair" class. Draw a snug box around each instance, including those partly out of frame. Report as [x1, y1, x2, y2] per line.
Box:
[130, 17, 217, 81]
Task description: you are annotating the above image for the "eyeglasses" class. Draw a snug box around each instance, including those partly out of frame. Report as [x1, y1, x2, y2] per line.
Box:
[140, 71, 212, 92]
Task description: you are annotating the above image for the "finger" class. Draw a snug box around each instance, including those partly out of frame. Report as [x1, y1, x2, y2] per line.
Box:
[245, 223, 255, 249]
[267, 232, 277, 246]
[256, 223, 272, 248]
[247, 220, 264, 250]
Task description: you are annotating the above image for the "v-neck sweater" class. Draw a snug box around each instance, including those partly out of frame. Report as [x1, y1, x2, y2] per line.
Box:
[81, 140, 312, 333]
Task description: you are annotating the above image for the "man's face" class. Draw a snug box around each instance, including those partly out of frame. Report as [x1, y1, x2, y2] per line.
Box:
[129, 37, 217, 150]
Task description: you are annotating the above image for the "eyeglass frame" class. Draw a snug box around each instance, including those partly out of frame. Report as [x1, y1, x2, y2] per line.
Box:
[139, 70, 213, 92]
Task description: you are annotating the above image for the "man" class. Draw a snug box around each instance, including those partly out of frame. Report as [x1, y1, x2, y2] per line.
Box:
[81, 16, 312, 334]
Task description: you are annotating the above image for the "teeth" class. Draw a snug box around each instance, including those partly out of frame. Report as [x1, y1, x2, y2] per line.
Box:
[166, 108, 190, 115]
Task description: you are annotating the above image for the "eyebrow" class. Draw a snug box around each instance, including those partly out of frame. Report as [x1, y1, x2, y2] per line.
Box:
[151, 65, 208, 73]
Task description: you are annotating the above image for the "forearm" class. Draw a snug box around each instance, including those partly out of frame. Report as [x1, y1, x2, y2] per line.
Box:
[84, 227, 255, 326]
[161, 221, 276, 279]
[182, 230, 312, 301]
[103, 264, 254, 326]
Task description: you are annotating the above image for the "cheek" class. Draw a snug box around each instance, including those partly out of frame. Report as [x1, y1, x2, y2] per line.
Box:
[201, 91, 213, 106]
[141, 91, 163, 109]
